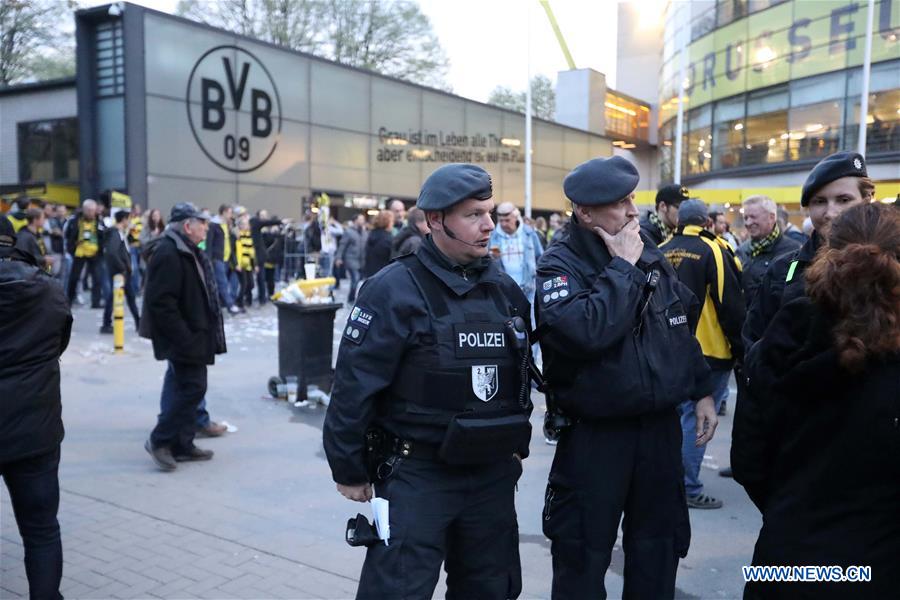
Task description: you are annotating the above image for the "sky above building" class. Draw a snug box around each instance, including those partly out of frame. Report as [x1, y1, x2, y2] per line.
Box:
[83, 0, 626, 102]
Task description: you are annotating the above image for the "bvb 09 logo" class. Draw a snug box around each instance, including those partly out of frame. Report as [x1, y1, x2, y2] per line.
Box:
[186, 45, 282, 173]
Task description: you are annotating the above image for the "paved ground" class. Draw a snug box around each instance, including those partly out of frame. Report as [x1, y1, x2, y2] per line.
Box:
[2, 285, 761, 599]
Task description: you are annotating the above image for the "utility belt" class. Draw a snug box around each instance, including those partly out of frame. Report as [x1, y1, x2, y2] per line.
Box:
[365, 411, 530, 477]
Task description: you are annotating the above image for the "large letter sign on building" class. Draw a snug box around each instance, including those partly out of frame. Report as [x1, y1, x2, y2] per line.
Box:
[186, 45, 282, 173]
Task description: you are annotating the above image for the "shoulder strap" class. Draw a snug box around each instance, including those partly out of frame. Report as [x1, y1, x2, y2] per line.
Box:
[398, 254, 450, 318]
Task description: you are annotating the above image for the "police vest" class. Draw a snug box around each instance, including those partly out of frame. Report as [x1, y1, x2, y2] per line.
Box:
[385, 255, 527, 427]
[75, 220, 99, 258]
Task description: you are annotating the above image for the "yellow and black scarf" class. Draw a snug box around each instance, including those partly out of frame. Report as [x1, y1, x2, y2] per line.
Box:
[750, 224, 781, 258]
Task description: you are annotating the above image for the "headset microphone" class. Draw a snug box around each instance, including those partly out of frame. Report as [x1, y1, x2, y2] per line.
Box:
[442, 215, 487, 248]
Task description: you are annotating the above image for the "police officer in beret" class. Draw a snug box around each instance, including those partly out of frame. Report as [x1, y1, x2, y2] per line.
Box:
[323, 163, 533, 599]
[536, 155, 718, 599]
[732, 151, 872, 500]
[639, 183, 689, 246]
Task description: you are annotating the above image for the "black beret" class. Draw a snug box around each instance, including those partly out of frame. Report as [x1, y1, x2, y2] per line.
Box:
[656, 183, 689, 206]
[417, 163, 492, 211]
[801, 151, 867, 207]
[563, 156, 640, 206]
[0, 215, 15, 247]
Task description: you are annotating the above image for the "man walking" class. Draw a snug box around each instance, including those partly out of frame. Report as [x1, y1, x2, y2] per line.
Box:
[64, 199, 105, 308]
[142, 203, 226, 471]
[100, 211, 141, 334]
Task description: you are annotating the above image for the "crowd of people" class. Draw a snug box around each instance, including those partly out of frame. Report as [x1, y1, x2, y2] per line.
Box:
[2, 148, 898, 598]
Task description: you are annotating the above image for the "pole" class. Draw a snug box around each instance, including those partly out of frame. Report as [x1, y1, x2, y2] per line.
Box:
[113, 273, 125, 353]
[525, 1, 533, 219]
[673, 6, 687, 184]
[857, 0, 876, 156]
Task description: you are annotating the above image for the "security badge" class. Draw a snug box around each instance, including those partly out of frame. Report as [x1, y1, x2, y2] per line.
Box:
[471, 365, 498, 402]
[454, 323, 505, 402]
[540, 275, 570, 305]
[343, 305, 375, 345]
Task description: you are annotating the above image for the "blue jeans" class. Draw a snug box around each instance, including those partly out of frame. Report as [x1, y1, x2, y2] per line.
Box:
[0, 447, 63, 600]
[679, 368, 731, 497]
[346, 267, 361, 302]
[129, 246, 142, 291]
[213, 259, 235, 308]
[151, 361, 208, 452]
[158, 365, 211, 431]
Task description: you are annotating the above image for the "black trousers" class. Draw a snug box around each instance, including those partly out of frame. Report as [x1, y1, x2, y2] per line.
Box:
[0, 447, 63, 600]
[357, 456, 523, 600]
[256, 267, 268, 304]
[543, 408, 689, 600]
[150, 361, 207, 453]
[263, 266, 275, 298]
[236, 270, 254, 308]
[66, 255, 102, 307]
[102, 271, 140, 328]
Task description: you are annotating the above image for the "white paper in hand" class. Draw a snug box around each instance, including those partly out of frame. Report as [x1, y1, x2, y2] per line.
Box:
[370, 497, 390, 546]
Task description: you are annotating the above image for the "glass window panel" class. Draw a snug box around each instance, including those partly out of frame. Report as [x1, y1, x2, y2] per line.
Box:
[17, 118, 79, 183]
[845, 88, 900, 153]
[788, 100, 842, 160]
[790, 71, 845, 106]
[717, 0, 748, 27]
[746, 85, 787, 115]
[713, 96, 746, 169]
[744, 109, 788, 165]
[847, 60, 900, 95]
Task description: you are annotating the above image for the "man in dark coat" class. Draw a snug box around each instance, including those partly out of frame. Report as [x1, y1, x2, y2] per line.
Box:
[100, 211, 141, 334]
[639, 183, 688, 246]
[390, 206, 427, 258]
[141, 203, 226, 471]
[14, 208, 50, 269]
[735, 195, 800, 306]
[64, 199, 105, 308]
[0, 215, 72, 599]
[249, 209, 282, 305]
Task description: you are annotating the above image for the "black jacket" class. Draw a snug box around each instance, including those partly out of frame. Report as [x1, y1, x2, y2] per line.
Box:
[205, 217, 233, 265]
[391, 224, 424, 258]
[250, 216, 281, 265]
[363, 228, 393, 278]
[103, 227, 131, 276]
[736, 233, 801, 306]
[64, 213, 104, 258]
[742, 233, 820, 353]
[0, 247, 72, 463]
[14, 227, 44, 265]
[660, 225, 745, 369]
[735, 298, 900, 598]
[140, 229, 226, 365]
[536, 222, 713, 423]
[323, 237, 531, 485]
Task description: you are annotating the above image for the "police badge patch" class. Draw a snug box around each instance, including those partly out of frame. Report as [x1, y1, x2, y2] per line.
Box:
[540, 275, 570, 305]
[343, 305, 375, 345]
[471, 365, 498, 402]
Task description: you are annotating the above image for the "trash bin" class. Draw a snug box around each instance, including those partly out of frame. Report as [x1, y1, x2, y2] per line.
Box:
[269, 301, 342, 401]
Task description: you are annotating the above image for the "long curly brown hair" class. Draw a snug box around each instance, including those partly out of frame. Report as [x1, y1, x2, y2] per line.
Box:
[806, 203, 900, 372]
